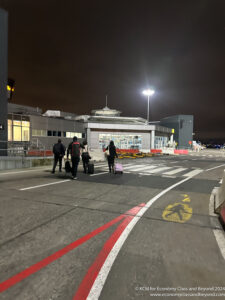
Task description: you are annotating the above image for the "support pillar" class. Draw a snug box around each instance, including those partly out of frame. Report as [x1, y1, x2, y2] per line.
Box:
[150, 130, 155, 150]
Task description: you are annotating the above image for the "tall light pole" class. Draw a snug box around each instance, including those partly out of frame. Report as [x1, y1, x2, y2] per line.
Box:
[142, 89, 155, 124]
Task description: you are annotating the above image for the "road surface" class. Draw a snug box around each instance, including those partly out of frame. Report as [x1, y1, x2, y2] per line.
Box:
[0, 154, 225, 299]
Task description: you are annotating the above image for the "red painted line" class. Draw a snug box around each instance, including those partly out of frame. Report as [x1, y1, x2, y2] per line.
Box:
[73, 203, 145, 300]
[0, 214, 124, 293]
[0, 204, 145, 293]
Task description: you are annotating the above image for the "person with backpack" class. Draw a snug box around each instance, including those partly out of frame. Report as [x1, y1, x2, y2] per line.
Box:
[105, 140, 118, 173]
[67, 136, 84, 179]
[81, 140, 91, 173]
[51, 139, 65, 173]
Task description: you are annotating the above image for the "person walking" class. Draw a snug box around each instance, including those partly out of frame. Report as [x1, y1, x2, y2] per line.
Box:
[52, 139, 65, 173]
[81, 140, 91, 173]
[105, 140, 118, 173]
[67, 136, 84, 179]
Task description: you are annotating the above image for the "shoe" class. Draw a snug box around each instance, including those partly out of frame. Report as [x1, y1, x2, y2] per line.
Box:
[72, 176, 78, 180]
[51, 171, 55, 174]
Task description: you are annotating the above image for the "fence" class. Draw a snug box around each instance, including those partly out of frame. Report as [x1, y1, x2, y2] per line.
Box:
[0, 140, 53, 157]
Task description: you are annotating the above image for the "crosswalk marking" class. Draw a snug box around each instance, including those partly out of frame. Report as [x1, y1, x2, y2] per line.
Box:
[182, 169, 202, 177]
[123, 164, 144, 170]
[163, 167, 187, 175]
[94, 162, 203, 178]
[124, 165, 157, 172]
[144, 166, 172, 174]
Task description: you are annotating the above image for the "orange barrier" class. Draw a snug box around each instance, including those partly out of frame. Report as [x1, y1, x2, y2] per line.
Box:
[151, 149, 162, 154]
[103, 149, 139, 154]
[174, 149, 189, 155]
[27, 150, 53, 157]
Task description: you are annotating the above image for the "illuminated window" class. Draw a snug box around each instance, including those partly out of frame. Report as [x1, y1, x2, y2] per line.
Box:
[8, 119, 12, 141]
[13, 120, 21, 126]
[32, 129, 47, 137]
[66, 132, 72, 138]
[13, 126, 22, 141]
[22, 127, 30, 141]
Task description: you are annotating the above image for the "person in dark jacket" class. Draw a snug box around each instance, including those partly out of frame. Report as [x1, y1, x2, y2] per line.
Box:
[81, 140, 91, 173]
[67, 136, 84, 179]
[105, 140, 118, 173]
[52, 139, 65, 173]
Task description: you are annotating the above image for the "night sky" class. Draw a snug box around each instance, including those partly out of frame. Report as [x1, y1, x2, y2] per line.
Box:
[0, 0, 225, 140]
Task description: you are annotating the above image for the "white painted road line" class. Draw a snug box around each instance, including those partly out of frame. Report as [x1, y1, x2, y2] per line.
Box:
[182, 169, 202, 177]
[87, 175, 195, 299]
[163, 167, 187, 175]
[90, 172, 108, 176]
[95, 164, 108, 168]
[0, 168, 49, 176]
[19, 180, 71, 191]
[123, 164, 144, 170]
[145, 166, 171, 174]
[125, 165, 157, 172]
[205, 164, 225, 172]
[209, 191, 225, 261]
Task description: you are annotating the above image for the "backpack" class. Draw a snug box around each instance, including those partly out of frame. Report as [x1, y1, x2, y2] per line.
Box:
[71, 142, 80, 157]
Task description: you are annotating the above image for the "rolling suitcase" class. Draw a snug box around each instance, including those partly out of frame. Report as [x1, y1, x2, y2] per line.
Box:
[114, 163, 123, 174]
[88, 163, 94, 174]
[65, 160, 72, 173]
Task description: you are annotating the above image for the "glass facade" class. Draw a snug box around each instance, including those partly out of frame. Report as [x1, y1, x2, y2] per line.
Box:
[99, 134, 142, 150]
[8, 115, 30, 142]
[155, 136, 168, 149]
[66, 132, 82, 138]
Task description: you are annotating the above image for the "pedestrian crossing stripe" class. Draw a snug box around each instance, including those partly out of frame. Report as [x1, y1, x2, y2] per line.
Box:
[95, 163, 202, 178]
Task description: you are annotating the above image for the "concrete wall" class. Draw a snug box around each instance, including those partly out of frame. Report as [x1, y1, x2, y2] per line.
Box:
[0, 9, 8, 156]
[0, 156, 53, 170]
[30, 115, 85, 149]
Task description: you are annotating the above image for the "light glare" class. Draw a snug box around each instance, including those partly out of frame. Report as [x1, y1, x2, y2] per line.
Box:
[142, 89, 155, 96]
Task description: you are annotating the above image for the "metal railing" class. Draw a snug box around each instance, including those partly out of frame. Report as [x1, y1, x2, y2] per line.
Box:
[0, 140, 52, 157]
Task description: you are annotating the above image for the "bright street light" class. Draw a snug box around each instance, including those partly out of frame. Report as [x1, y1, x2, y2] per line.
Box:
[142, 89, 155, 124]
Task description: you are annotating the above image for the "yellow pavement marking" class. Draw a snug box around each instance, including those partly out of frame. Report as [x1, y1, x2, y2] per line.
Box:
[162, 194, 192, 223]
[181, 194, 191, 202]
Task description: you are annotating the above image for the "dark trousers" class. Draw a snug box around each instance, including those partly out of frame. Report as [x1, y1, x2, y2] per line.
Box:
[107, 156, 115, 172]
[52, 155, 63, 172]
[82, 157, 90, 173]
[71, 157, 80, 177]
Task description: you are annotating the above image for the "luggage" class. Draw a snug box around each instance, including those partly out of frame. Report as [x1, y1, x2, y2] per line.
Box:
[114, 163, 123, 174]
[65, 160, 72, 173]
[87, 163, 94, 174]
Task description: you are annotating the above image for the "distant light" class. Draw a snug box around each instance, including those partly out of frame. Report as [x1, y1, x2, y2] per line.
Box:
[142, 89, 155, 96]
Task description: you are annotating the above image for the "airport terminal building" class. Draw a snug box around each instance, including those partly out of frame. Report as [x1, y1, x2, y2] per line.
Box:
[6, 103, 176, 153]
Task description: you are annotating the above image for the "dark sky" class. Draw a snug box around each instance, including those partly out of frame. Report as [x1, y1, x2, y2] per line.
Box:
[1, 0, 225, 140]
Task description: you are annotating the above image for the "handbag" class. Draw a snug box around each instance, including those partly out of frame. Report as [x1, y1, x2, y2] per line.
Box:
[105, 149, 109, 156]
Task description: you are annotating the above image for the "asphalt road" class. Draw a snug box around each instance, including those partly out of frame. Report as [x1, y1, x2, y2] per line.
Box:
[0, 154, 225, 300]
